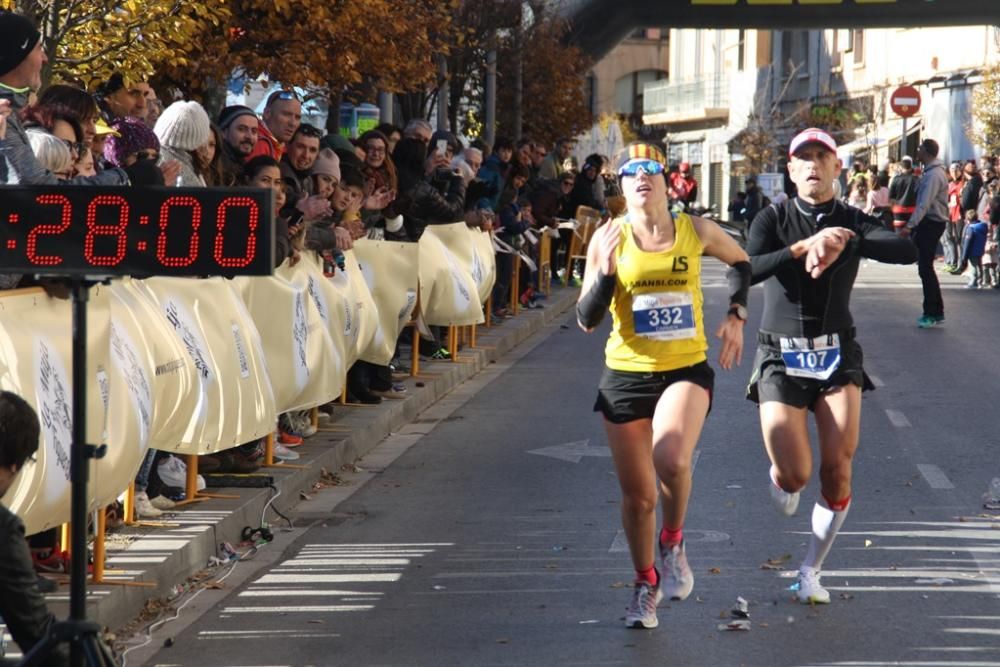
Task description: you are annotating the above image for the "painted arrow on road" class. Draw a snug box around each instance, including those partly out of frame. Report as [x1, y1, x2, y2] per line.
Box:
[527, 439, 611, 463]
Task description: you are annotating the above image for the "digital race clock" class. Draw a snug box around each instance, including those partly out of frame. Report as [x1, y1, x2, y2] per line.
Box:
[0, 185, 275, 277]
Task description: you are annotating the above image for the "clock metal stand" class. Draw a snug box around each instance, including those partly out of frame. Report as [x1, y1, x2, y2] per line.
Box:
[20, 277, 117, 667]
[3, 183, 275, 666]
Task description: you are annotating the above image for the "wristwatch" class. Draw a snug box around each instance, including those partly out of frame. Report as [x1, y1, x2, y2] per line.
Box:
[727, 305, 749, 321]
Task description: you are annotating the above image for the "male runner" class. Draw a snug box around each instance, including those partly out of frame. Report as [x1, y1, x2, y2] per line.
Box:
[578, 142, 751, 628]
[745, 128, 917, 603]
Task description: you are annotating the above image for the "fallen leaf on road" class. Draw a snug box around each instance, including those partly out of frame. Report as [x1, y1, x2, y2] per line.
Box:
[204, 582, 225, 590]
[717, 620, 750, 632]
[864, 539, 873, 547]
[610, 581, 628, 589]
[308, 619, 325, 624]
[496, 638, 509, 644]
[759, 622, 769, 628]
[709, 567, 722, 574]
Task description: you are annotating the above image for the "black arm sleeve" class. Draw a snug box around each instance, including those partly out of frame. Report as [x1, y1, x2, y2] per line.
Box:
[856, 215, 918, 265]
[726, 260, 752, 307]
[746, 206, 795, 284]
[576, 271, 617, 329]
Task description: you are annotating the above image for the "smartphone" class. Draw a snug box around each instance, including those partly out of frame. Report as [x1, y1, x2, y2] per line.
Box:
[436, 139, 448, 157]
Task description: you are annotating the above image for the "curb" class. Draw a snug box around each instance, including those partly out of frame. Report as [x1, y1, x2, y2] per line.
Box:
[36, 287, 578, 637]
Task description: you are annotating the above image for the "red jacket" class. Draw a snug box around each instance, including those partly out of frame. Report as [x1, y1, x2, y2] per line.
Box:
[248, 119, 283, 161]
[947, 180, 963, 222]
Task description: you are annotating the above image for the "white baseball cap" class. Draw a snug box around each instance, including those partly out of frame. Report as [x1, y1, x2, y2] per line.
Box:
[789, 128, 837, 158]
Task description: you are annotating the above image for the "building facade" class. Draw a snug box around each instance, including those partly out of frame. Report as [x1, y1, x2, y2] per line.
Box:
[643, 25, 1000, 212]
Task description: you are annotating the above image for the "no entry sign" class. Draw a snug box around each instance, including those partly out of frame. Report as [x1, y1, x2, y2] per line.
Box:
[891, 85, 921, 118]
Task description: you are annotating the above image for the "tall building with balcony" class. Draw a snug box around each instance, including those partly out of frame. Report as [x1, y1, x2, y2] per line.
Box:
[769, 26, 1000, 168]
[642, 29, 769, 213]
[585, 28, 669, 136]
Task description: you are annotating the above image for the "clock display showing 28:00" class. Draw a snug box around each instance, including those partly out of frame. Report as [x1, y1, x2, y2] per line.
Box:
[0, 185, 275, 277]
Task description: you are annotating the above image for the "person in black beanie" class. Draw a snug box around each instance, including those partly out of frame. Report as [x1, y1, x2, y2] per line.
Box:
[217, 104, 258, 186]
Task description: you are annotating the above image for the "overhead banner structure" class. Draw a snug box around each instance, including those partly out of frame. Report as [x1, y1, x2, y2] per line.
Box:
[420, 224, 485, 326]
[353, 240, 419, 366]
[134, 277, 276, 454]
[0, 288, 111, 534]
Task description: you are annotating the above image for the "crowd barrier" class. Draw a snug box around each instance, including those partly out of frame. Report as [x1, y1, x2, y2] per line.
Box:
[0, 222, 507, 537]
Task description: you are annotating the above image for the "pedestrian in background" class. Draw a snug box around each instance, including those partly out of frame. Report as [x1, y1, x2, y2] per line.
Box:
[904, 139, 949, 328]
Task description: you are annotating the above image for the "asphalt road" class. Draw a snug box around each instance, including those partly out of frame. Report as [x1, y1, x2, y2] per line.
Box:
[141, 259, 1000, 667]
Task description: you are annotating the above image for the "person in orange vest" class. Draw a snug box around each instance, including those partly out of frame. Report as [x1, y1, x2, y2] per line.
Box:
[668, 161, 698, 209]
[248, 89, 302, 161]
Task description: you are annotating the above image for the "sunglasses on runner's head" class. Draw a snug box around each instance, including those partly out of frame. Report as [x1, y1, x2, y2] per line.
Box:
[617, 159, 665, 178]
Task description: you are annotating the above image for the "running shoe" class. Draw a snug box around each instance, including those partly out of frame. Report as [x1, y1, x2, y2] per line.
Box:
[768, 467, 800, 516]
[796, 567, 831, 604]
[157, 456, 206, 491]
[916, 314, 944, 329]
[278, 430, 304, 447]
[429, 348, 451, 361]
[149, 495, 176, 511]
[659, 541, 694, 601]
[273, 443, 300, 461]
[134, 491, 163, 519]
[625, 581, 663, 629]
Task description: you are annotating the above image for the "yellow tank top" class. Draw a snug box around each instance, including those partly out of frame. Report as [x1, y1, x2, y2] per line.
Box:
[605, 213, 707, 372]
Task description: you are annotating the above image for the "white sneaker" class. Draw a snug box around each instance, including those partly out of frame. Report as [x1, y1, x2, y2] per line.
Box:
[769, 467, 800, 516]
[157, 456, 206, 491]
[134, 491, 163, 518]
[625, 582, 663, 629]
[796, 567, 831, 604]
[659, 541, 694, 601]
[149, 495, 176, 511]
[273, 443, 300, 461]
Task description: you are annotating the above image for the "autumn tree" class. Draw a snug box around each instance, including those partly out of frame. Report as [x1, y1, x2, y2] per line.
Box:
[157, 0, 456, 122]
[499, 8, 592, 146]
[968, 64, 1000, 155]
[448, 1, 591, 146]
[1, 0, 229, 89]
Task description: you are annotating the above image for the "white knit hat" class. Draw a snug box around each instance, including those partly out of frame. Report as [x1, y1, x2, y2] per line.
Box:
[154, 100, 210, 151]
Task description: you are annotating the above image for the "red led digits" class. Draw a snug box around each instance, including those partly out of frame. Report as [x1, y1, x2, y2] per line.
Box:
[27, 194, 72, 265]
[156, 195, 202, 267]
[84, 195, 129, 266]
[214, 196, 258, 268]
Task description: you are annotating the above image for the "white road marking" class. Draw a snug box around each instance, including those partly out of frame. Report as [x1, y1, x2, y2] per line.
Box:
[917, 464, 955, 489]
[885, 409, 912, 428]
[868, 373, 885, 388]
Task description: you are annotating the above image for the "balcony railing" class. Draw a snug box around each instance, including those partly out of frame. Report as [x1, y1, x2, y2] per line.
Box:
[642, 76, 731, 125]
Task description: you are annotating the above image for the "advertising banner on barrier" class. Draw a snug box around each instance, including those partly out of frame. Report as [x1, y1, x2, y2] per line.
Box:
[109, 280, 201, 456]
[470, 229, 497, 303]
[322, 249, 377, 368]
[419, 224, 485, 326]
[136, 277, 276, 454]
[236, 258, 342, 413]
[353, 240, 419, 366]
[0, 288, 111, 534]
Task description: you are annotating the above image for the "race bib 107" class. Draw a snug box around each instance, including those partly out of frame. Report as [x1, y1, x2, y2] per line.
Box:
[780, 334, 841, 381]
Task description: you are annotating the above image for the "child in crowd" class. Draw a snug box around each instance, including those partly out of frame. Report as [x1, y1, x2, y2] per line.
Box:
[952, 208, 989, 288]
[983, 225, 999, 288]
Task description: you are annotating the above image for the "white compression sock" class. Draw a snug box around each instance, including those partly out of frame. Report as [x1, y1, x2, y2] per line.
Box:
[801, 496, 851, 571]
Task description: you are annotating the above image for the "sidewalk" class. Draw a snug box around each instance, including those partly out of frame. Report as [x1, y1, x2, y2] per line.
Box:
[23, 286, 579, 649]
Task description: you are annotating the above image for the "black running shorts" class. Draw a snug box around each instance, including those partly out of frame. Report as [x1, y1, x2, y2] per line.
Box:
[746, 330, 874, 410]
[594, 361, 715, 424]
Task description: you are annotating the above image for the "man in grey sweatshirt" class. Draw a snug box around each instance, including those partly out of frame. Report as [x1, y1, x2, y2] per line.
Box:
[904, 138, 949, 328]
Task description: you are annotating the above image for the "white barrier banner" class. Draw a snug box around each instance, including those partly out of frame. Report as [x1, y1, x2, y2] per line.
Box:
[420, 224, 485, 326]
[136, 277, 275, 454]
[236, 258, 342, 413]
[353, 240, 419, 366]
[0, 288, 111, 534]
[471, 229, 497, 303]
